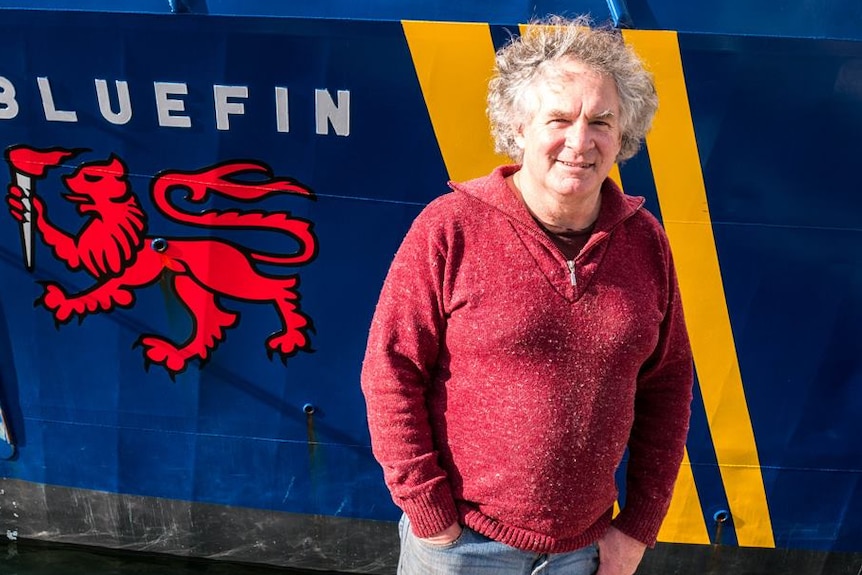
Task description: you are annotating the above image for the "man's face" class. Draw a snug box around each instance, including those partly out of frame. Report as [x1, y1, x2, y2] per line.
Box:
[516, 57, 623, 204]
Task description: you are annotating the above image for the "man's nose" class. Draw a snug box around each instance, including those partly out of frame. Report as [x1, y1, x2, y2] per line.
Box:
[565, 121, 592, 151]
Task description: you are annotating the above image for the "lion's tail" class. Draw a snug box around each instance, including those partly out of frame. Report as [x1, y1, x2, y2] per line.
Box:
[150, 161, 317, 265]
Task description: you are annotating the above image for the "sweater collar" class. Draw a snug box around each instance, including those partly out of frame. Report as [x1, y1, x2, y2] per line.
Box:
[449, 165, 644, 235]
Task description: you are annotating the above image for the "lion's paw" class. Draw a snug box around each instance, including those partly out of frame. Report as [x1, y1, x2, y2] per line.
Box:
[37, 282, 83, 324]
[265, 330, 309, 362]
[136, 336, 189, 375]
[37, 282, 134, 325]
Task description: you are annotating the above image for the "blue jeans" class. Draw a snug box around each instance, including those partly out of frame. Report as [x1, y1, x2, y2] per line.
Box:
[398, 515, 599, 575]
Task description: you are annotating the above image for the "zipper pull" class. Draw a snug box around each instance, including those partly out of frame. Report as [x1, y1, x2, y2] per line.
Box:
[566, 260, 577, 286]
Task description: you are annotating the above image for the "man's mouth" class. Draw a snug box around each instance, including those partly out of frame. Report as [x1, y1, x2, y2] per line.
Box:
[557, 159, 593, 169]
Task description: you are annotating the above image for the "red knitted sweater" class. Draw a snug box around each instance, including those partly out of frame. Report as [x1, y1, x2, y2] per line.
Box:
[361, 165, 693, 552]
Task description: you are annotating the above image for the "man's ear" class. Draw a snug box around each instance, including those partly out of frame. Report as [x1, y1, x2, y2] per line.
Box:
[514, 124, 526, 149]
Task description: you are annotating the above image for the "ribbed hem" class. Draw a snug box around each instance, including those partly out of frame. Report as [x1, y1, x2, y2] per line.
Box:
[398, 484, 458, 538]
[462, 507, 614, 554]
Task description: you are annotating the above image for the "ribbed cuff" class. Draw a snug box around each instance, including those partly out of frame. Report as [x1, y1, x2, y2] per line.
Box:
[398, 482, 458, 538]
[610, 499, 669, 547]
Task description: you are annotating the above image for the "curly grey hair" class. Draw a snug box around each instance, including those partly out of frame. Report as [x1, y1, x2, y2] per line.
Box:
[487, 15, 657, 163]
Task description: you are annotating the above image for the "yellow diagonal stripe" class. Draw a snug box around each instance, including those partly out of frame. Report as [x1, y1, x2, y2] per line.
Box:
[401, 20, 509, 181]
[609, 163, 622, 188]
[615, 164, 708, 545]
[623, 28, 775, 548]
[657, 449, 710, 543]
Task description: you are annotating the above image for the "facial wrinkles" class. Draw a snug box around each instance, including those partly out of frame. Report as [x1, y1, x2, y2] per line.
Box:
[542, 90, 590, 167]
[570, 80, 617, 159]
[513, 57, 622, 221]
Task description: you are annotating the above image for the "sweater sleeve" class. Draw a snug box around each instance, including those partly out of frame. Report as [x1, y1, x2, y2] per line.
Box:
[360, 205, 459, 538]
[611, 236, 694, 546]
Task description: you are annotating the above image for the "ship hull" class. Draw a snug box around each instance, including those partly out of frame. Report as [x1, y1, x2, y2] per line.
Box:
[0, 2, 861, 572]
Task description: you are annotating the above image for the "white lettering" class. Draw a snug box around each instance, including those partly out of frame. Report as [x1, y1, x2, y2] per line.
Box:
[154, 82, 191, 128]
[214, 85, 248, 131]
[315, 89, 350, 136]
[275, 87, 289, 133]
[0, 76, 19, 120]
[3, 77, 351, 136]
[37, 77, 77, 122]
[95, 79, 132, 125]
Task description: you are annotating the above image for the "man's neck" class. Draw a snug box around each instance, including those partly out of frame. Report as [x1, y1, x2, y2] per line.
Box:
[510, 171, 602, 232]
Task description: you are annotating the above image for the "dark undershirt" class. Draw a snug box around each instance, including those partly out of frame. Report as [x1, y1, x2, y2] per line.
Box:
[534, 219, 595, 260]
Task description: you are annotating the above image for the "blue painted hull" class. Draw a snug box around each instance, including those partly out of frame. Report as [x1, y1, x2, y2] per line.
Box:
[0, 1, 860, 571]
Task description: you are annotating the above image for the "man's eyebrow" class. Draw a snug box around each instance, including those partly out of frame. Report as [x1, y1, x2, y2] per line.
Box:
[543, 108, 617, 119]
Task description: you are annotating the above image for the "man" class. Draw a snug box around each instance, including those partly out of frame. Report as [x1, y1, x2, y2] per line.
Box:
[362, 16, 693, 575]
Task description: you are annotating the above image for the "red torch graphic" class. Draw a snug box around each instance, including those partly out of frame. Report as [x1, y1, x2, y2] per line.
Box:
[5, 145, 79, 271]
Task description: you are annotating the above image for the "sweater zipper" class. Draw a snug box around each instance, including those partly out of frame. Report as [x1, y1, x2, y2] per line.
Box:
[566, 260, 577, 286]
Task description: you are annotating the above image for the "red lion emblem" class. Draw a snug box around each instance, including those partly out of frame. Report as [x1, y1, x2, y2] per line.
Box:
[4, 145, 317, 377]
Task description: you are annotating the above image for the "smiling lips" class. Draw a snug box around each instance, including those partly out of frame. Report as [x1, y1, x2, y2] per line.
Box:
[557, 158, 594, 170]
